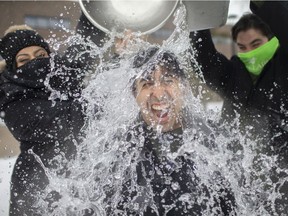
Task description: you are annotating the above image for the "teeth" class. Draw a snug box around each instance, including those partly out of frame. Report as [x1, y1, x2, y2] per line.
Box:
[152, 104, 169, 111]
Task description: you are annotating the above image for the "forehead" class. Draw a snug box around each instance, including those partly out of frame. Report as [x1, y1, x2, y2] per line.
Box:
[236, 28, 266, 42]
[138, 65, 180, 80]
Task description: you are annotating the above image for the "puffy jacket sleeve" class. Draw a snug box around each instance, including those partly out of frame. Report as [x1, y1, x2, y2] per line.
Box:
[250, 1, 288, 52]
[0, 64, 85, 151]
[75, 12, 108, 48]
[64, 12, 109, 71]
[2, 91, 84, 151]
[47, 55, 85, 98]
[189, 30, 234, 95]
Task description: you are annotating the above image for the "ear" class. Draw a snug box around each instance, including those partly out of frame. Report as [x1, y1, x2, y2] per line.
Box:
[133, 89, 137, 98]
[132, 82, 138, 98]
[0, 60, 6, 73]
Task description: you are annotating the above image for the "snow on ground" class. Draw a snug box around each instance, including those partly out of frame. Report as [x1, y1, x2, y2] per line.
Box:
[0, 157, 16, 216]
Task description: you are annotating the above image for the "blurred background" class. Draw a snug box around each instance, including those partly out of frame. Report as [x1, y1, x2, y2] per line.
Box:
[0, 0, 250, 215]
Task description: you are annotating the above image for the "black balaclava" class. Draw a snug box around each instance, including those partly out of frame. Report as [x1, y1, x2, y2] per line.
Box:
[3, 57, 51, 88]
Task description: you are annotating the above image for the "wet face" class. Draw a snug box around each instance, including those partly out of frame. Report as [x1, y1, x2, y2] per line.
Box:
[134, 65, 183, 132]
[236, 28, 269, 53]
[16, 46, 49, 68]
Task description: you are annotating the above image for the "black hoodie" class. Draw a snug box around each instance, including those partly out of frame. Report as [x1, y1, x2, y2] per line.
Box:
[113, 124, 237, 216]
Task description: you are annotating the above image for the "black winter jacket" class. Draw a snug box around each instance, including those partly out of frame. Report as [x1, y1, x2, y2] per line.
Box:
[1, 13, 108, 216]
[0, 56, 86, 216]
[190, 2, 288, 214]
[190, 1, 288, 162]
[114, 125, 237, 216]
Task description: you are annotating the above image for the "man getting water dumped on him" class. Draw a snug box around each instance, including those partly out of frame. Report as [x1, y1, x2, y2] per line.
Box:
[102, 47, 238, 216]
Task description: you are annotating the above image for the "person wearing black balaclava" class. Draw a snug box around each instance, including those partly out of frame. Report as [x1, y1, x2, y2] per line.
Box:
[0, 26, 86, 216]
[190, 1, 288, 214]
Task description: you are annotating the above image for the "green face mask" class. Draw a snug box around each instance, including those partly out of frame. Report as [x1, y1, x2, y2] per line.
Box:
[238, 37, 279, 76]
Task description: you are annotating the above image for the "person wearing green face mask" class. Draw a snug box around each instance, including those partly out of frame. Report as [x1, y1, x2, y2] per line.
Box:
[237, 36, 279, 77]
[190, 1, 288, 214]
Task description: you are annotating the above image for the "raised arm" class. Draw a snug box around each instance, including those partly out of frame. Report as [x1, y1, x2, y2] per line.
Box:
[2, 93, 84, 150]
[0, 58, 85, 150]
[64, 12, 109, 71]
[250, 1, 288, 50]
[189, 30, 234, 95]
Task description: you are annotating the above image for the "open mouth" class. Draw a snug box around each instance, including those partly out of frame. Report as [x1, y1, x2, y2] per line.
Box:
[151, 103, 170, 122]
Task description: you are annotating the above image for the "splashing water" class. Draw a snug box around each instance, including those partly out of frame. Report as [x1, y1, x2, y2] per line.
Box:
[31, 3, 288, 216]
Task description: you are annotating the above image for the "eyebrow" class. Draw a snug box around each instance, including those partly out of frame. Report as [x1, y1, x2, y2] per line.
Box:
[237, 39, 263, 47]
[138, 76, 152, 84]
[32, 48, 47, 56]
[250, 39, 263, 45]
[163, 72, 175, 77]
[16, 53, 29, 59]
[16, 48, 45, 59]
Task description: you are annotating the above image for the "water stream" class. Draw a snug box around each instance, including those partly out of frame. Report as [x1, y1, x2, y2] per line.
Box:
[33, 3, 288, 216]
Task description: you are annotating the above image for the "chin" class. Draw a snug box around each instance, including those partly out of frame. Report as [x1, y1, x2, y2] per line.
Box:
[151, 123, 174, 133]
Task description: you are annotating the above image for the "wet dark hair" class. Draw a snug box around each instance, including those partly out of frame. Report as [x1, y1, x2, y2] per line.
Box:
[232, 13, 274, 42]
[131, 47, 185, 94]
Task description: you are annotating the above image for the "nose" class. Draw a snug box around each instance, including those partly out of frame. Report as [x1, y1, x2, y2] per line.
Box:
[30, 55, 37, 61]
[245, 47, 254, 53]
[151, 83, 166, 99]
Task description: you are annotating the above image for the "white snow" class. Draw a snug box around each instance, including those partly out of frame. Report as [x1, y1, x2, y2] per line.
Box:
[0, 157, 16, 216]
